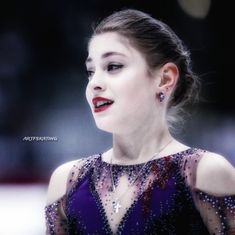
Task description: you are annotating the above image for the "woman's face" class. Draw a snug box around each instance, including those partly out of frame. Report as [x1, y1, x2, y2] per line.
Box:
[85, 32, 160, 134]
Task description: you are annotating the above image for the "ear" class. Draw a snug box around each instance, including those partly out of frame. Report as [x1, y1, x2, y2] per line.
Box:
[158, 62, 179, 91]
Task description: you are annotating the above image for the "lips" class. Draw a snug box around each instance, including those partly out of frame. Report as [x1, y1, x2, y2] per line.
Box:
[92, 96, 114, 113]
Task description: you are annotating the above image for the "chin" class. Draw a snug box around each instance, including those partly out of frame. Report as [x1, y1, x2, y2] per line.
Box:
[96, 122, 133, 136]
[94, 118, 126, 134]
[95, 120, 116, 133]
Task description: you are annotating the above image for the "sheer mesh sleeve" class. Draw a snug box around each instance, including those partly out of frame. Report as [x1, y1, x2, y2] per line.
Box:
[45, 156, 98, 234]
[45, 195, 68, 235]
[181, 149, 235, 234]
[45, 160, 82, 235]
[193, 189, 235, 234]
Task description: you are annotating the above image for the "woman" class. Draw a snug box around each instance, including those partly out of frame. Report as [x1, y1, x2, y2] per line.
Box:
[45, 9, 235, 234]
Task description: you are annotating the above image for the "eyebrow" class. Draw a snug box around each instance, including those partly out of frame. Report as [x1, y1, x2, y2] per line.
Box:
[85, 51, 127, 65]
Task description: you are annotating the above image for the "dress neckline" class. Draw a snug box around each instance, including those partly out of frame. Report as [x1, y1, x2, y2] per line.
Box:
[99, 147, 195, 167]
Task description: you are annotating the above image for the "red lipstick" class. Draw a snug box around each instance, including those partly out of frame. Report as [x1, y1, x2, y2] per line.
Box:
[92, 97, 114, 113]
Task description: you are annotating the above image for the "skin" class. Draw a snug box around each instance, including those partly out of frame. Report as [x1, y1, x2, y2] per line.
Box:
[46, 32, 235, 206]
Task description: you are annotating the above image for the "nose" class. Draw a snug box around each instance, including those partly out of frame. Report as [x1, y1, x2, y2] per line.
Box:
[87, 71, 106, 92]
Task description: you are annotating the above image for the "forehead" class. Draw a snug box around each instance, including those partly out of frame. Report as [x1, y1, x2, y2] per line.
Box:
[87, 32, 136, 62]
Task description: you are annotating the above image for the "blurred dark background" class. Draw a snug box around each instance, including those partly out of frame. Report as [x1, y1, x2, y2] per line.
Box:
[0, 0, 234, 184]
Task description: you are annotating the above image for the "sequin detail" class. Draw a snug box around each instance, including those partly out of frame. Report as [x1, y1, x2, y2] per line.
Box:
[45, 148, 235, 234]
[45, 196, 68, 235]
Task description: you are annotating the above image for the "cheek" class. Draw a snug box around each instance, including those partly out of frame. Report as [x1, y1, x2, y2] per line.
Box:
[85, 85, 92, 106]
[118, 71, 142, 94]
[118, 74, 152, 103]
[121, 81, 155, 116]
[116, 86, 148, 115]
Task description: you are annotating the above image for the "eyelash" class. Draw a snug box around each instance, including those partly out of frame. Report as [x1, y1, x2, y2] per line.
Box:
[86, 63, 124, 79]
[107, 64, 123, 72]
[86, 70, 94, 78]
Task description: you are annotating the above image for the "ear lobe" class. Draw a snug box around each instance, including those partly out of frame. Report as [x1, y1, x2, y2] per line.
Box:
[158, 62, 179, 90]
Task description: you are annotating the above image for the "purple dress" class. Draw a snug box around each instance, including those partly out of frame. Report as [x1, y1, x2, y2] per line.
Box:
[45, 148, 235, 234]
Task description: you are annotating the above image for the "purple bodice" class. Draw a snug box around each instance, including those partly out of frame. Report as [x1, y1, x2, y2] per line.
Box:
[45, 148, 235, 234]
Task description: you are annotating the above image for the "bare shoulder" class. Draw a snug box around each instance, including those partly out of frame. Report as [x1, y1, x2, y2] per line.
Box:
[46, 159, 83, 205]
[196, 151, 235, 195]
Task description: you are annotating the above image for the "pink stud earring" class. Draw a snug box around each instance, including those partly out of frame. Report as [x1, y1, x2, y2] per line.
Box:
[159, 92, 165, 102]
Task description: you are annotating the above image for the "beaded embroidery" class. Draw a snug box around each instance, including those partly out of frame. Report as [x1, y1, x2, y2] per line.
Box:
[45, 148, 235, 234]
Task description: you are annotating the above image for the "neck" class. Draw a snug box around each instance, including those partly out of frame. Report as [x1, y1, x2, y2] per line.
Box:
[110, 124, 173, 165]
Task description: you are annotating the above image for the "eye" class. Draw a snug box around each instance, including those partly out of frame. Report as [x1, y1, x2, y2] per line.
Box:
[86, 70, 94, 79]
[107, 64, 123, 72]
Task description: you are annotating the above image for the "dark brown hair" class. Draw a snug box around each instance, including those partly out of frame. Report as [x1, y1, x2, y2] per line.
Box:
[90, 9, 201, 132]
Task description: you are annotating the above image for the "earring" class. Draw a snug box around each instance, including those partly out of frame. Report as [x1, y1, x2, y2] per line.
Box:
[158, 92, 165, 102]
